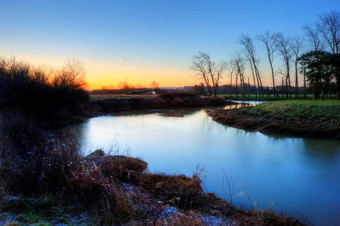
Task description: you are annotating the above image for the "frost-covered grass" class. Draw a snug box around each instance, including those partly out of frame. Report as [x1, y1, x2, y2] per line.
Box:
[0, 196, 89, 225]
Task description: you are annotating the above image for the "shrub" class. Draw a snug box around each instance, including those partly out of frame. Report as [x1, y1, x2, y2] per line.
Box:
[0, 57, 89, 124]
[140, 173, 203, 210]
[66, 155, 148, 224]
[0, 111, 81, 194]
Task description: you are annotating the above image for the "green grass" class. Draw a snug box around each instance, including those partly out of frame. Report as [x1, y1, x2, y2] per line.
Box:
[218, 93, 328, 101]
[238, 100, 340, 124]
[90, 94, 132, 101]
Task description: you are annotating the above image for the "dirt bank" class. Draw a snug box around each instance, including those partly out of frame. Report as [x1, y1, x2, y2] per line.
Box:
[208, 108, 340, 139]
[93, 93, 232, 113]
[75, 150, 303, 225]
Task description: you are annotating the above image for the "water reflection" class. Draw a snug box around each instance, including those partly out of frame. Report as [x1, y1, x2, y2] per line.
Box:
[76, 107, 340, 225]
[110, 108, 202, 118]
[223, 100, 264, 109]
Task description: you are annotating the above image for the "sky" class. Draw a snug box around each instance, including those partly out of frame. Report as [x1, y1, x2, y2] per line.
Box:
[0, 0, 339, 89]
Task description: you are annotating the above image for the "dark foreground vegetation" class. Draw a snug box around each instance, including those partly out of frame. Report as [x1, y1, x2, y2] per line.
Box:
[0, 58, 304, 224]
[0, 57, 90, 128]
[209, 100, 340, 139]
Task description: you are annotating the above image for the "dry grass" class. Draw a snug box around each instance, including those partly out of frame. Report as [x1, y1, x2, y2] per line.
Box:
[0, 111, 81, 195]
[65, 154, 150, 224]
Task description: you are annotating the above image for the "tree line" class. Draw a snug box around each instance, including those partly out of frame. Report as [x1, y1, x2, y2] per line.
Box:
[192, 10, 340, 100]
[0, 57, 89, 123]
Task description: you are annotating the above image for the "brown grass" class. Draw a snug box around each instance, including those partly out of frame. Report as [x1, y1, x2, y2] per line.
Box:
[0, 111, 81, 195]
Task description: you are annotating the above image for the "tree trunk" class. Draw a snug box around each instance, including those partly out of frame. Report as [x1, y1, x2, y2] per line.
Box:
[303, 68, 307, 99]
[295, 61, 299, 98]
[248, 59, 257, 98]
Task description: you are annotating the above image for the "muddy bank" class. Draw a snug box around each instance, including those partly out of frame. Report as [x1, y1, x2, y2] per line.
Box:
[208, 109, 340, 139]
[93, 94, 232, 113]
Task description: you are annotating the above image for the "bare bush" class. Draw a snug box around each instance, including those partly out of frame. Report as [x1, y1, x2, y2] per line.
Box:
[0, 111, 81, 194]
[0, 57, 89, 124]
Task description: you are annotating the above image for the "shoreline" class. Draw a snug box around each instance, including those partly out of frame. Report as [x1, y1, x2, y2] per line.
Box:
[208, 106, 340, 140]
[0, 149, 304, 225]
[92, 94, 233, 113]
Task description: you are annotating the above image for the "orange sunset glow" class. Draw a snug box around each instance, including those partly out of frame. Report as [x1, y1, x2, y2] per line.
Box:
[85, 64, 196, 90]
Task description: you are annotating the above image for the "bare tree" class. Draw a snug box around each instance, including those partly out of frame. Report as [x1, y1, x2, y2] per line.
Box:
[232, 53, 246, 97]
[54, 58, 87, 90]
[303, 24, 325, 52]
[225, 59, 236, 97]
[303, 24, 324, 97]
[239, 34, 263, 96]
[290, 36, 304, 97]
[317, 11, 340, 54]
[275, 33, 293, 97]
[257, 31, 279, 97]
[191, 52, 223, 96]
[192, 52, 212, 96]
[214, 62, 225, 96]
[317, 11, 340, 99]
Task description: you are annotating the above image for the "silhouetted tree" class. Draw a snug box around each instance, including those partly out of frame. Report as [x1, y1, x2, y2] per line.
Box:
[239, 34, 263, 96]
[214, 62, 225, 96]
[193, 83, 206, 95]
[232, 53, 246, 97]
[316, 11, 340, 98]
[53, 58, 87, 90]
[258, 31, 279, 97]
[226, 59, 236, 97]
[191, 52, 223, 96]
[0, 57, 89, 121]
[290, 36, 304, 97]
[303, 24, 325, 52]
[275, 33, 293, 97]
[298, 51, 335, 100]
[317, 11, 340, 54]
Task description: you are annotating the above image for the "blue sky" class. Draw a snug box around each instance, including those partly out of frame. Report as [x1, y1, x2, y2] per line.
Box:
[1, 0, 339, 88]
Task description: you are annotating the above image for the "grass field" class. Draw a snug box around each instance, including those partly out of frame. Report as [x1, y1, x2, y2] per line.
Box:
[90, 94, 158, 101]
[238, 100, 340, 124]
[89, 94, 129, 101]
[218, 94, 321, 101]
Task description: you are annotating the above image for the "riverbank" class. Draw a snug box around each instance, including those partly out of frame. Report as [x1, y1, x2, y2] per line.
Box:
[92, 92, 231, 113]
[0, 148, 302, 225]
[35, 92, 231, 128]
[208, 100, 340, 139]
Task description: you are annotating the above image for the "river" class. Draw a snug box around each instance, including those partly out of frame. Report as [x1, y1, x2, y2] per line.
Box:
[75, 104, 340, 225]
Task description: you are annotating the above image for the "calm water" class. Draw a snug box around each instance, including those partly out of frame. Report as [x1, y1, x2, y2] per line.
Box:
[76, 106, 340, 225]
